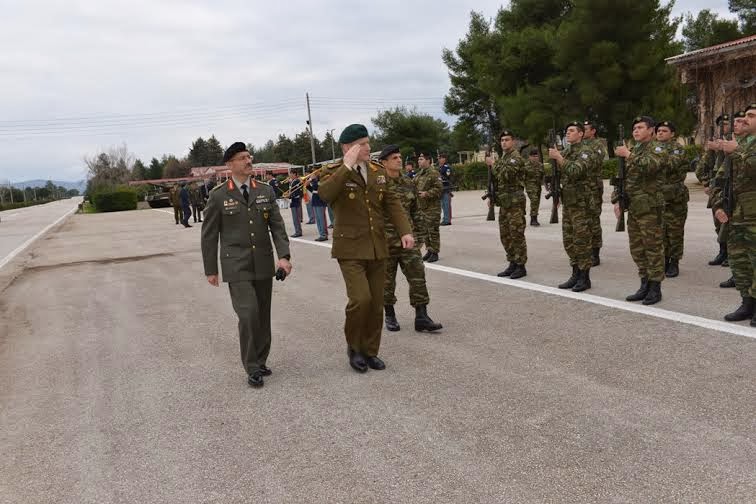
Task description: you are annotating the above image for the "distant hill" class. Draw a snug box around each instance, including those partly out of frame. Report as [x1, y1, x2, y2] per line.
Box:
[12, 180, 86, 192]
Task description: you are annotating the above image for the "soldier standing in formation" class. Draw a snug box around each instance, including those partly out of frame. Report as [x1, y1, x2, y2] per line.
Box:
[696, 114, 731, 267]
[714, 103, 756, 326]
[613, 116, 665, 305]
[581, 120, 605, 266]
[524, 148, 544, 227]
[318, 124, 413, 373]
[378, 145, 443, 333]
[414, 152, 443, 263]
[548, 121, 594, 291]
[438, 153, 453, 226]
[190, 182, 204, 223]
[490, 130, 528, 279]
[655, 121, 688, 278]
[201, 142, 292, 388]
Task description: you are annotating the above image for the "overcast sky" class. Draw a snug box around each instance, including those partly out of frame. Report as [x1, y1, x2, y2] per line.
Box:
[0, 0, 736, 182]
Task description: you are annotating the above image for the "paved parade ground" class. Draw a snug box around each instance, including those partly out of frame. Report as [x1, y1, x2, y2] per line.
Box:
[1, 181, 754, 503]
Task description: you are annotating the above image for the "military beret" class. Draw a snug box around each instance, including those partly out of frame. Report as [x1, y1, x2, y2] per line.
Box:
[715, 114, 730, 125]
[632, 115, 656, 128]
[417, 150, 432, 159]
[657, 120, 676, 132]
[528, 148, 540, 156]
[583, 119, 596, 128]
[438, 152, 448, 158]
[499, 129, 515, 140]
[223, 141, 248, 163]
[338, 123, 369, 144]
[565, 121, 585, 132]
[378, 144, 401, 161]
[746, 103, 756, 113]
[734, 110, 746, 119]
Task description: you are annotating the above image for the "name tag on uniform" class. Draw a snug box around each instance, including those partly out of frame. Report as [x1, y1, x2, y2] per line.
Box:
[223, 199, 239, 208]
[255, 196, 269, 203]
[345, 182, 358, 188]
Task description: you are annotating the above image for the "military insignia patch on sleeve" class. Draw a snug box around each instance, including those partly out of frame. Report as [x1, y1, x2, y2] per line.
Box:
[654, 146, 663, 153]
[581, 153, 589, 159]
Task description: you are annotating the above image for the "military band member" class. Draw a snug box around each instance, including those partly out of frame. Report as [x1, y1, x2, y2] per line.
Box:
[288, 172, 303, 237]
[525, 148, 544, 226]
[307, 174, 329, 241]
[378, 145, 442, 333]
[439, 153, 453, 226]
[613, 116, 665, 305]
[582, 120, 606, 266]
[318, 124, 413, 373]
[201, 142, 292, 388]
[414, 152, 443, 262]
[549, 121, 594, 291]
[490, 130, 528, 279]
[405, 160, 416, 179]
[656, 121, 688, 278]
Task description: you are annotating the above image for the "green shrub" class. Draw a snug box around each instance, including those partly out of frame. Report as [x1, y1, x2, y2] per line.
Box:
[92, 189, 138, 212]
[602, 158, 619, 180]
[451, 162, 489, 191]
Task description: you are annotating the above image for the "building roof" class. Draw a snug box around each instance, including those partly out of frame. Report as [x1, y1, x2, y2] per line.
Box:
[666, 34, 756, 66]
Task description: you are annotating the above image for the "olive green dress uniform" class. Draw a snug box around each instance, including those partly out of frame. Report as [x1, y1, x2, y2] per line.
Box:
[582, 137, 606, 252]
[318, 161, 411, 358]
[560, 142, 595, 271]
[383, 173, 430, 307]
[612, 140, 666, 282]
[524, 158, 544, 217]
[494, 149, 528, 265]
[659, 141, 689, 263]
[169, 185, 181, 224]
[201, 178, 290, 375]
[413, 166, 443, 253]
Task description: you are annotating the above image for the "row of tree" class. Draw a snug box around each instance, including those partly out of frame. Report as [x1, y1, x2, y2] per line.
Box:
[0, 181, 78, 205]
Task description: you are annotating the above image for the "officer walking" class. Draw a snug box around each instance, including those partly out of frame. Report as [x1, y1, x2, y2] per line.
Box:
[201, 142, 292, 388]
[525, 148, 544, 227]
[438, 153, 453, 226]
[414, 152, 443, 262]
[318, 125, 413, 373]
[378, 145, 442, 333]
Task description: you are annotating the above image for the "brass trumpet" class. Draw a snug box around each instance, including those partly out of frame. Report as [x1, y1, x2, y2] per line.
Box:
[281, 168, 323, 198]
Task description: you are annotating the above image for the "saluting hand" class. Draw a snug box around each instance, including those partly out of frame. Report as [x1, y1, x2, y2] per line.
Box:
[400, 234, 415, 249]
[343, 144, 361, 169]
[207, 275, 219, 287]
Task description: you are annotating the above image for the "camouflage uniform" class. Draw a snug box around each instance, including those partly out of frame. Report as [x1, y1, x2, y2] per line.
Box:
[524, 158, 544, 217]
[494, 149, 527, 264]
[612, 140, 666, 282]
[659, 141, 689, 261]
[696, 149, 723, 233]
[560, 142, 595, 270]
[582, 137, 607, 250]
[414, 165, 443, 253]
[712, 135, 755, 299]
[383, 174, 430, 307]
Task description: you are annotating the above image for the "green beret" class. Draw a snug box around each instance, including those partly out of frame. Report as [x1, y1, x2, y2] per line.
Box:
[656, 120, 676, 133]
[338, 124, 369, 144]
[565, 121, 584, 132]
[378, 144, 400, 160]
[499, 129, 515, 140]
[223, 141, 248, 163]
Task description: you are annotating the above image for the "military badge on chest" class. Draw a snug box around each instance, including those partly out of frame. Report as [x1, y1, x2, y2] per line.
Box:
[377, 175, 386, 185]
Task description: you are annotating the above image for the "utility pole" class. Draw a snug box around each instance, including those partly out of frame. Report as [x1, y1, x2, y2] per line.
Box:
[328, 128, 336, 160]
[305, 92, 317, 167]
[8, 182, 13, 204]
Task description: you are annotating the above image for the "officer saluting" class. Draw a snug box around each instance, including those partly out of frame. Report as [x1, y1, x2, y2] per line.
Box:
[318, 124, 413, 373]
[201, 142, 292, 388]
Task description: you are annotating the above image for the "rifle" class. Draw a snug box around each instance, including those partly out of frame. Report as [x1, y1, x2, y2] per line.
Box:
[611, 124, 627, 232]
[716, 109, 726, 167]
[705, 125, 716, 181]
[717, 103, 736, 243]
[481, 148, 496, 221]
[544, 129, 560, 224]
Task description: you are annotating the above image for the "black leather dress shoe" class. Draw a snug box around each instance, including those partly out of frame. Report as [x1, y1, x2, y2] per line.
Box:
[366, 356, 386, 370]
[247, 372, 264, 387]
[290, 233, 302, 237]
[259, 365, 272, 376]
[348, 349, 368, 373]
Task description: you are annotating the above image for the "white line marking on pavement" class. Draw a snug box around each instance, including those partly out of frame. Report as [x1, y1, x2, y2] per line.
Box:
[0, 203, 79, 271]
[291, 237, 755, 340]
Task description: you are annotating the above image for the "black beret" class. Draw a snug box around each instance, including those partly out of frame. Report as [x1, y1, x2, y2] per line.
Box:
[632, 115, 655, 128]
[565, 121, 585, 132]
[438, 152, 448, 158]
[734, 110, 746, 119]
[417, 150, 432, 159]
[499, 129, 515, 139]
[378, 144, 401, 161]
[715, 114, 730, 125]
[656, 120, 676, 132]
[338, 124, 369, 144]
[583, 119, 595, 128]
[746, 103, 756, 113]
[223, 142, 248, 163]
[528, 148, 540, 156]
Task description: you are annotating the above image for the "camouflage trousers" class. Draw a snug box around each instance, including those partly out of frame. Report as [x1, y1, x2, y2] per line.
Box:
[525, 183, 541, 216]
[417, 205, 441, 253]
[663, 199, 688, 260]
[728, 224, 756, 298]
[562, 203, 592, 270]
[384, 244, 430, 306]
[590, 184, 604, 249]
[627, 208, 665, 282]
[499, 203, 527, 264]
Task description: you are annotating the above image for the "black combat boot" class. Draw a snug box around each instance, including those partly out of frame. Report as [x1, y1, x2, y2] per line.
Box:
[708, 243, 726, 265]
[384, 305, 400, 331]
[724, 296, 754, 322]
[722, 257, 729, 267]
[426, 252, 439, 263]
[664, 256, 670, 272]
[572, 268, 591, 292]
[530, 215, 540, 226]
[642, 280, 662, 305]
[558, 265, 579, 289]
[751, 312, 756, 328]
[666, 258, 679, 278]
[509, 264, 527, 279]
[415, 305, 443, 332]
[497, 262, 517, 277]
[422, 250, 432, 261]
[626, 277, 649, 302]
[591, 248, 600, 267]
[720, 276, 736, 288]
